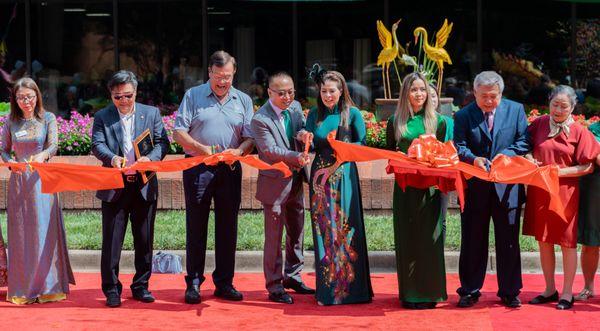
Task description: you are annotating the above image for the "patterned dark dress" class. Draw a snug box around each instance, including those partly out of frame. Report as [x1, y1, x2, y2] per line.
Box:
[305, 105, 373, 305]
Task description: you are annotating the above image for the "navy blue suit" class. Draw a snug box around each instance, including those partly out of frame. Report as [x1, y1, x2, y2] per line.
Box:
[92, 103, 168, 297]
[453, 99, 530, 298]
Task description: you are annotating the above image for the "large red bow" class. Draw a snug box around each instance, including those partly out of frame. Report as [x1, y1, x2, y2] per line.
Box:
[407, 134, 459, 167]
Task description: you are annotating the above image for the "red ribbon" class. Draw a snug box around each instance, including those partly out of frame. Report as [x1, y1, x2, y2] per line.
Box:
[407, 134, 459, 167]
[326, 131, 567, 222]
[1, 152, 291, 194]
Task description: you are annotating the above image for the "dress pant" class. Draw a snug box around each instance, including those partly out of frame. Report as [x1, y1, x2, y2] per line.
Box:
[183, 162, 242, 288]
[262, 174, 305, 294]
[457, 183, 523, 298]
[101, 178, 157, 297]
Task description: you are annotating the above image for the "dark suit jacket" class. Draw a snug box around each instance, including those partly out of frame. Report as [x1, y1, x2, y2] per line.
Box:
[92, 103, 169, 202]
[453, 99, 530, 209]
[251, 100, 308, 205]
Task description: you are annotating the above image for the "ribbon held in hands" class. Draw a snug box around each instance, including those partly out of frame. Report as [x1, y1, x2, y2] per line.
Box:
[326, 130, 566, 222]
[33, 162, 125, 193]
[303, 133, 311, 154]
[2, 151, 292, 194]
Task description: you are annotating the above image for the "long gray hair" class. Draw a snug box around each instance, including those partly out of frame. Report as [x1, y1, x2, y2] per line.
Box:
[394, 72, 438, 141]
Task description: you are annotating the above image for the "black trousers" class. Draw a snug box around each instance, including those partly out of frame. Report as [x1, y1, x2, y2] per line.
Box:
[457, 186, 523, 298]
[101, 180, 157, 297]
[183, 162, 242, 288]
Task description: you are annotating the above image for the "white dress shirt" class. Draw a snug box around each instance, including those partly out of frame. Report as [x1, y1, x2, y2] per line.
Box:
[268, 99, 287, 131]
[119, 107, 136, 175]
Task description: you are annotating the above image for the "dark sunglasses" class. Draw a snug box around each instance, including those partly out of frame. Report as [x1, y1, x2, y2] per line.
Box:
[113, 94, 134, 101]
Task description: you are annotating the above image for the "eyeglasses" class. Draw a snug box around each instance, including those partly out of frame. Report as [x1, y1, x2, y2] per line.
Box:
[112, 94, 135, 101]
[209, 71, 234, 83]
[269, 88, 295, 98]
[16, 95, 37, 103]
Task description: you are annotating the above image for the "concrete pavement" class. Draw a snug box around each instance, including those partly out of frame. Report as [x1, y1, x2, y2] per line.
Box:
[69, 250, 555, 274]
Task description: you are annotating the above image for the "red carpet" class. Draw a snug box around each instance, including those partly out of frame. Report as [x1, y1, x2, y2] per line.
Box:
[1, 273, 599, 330]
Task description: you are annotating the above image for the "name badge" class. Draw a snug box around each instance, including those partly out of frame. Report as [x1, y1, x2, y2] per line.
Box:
[15, 130, 27, 138]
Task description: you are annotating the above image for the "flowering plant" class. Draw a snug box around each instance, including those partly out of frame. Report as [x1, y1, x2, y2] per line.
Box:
[0, 111, 184, 155]
[56, 111, 93, 155]
[361, 111, 387, 148]
[527, 108, 600, 127]
[366, 120, 387, 148]
[162, 112, 183, 154]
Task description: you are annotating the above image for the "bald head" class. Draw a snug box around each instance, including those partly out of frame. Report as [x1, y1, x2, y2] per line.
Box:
[268, 72, 295, 110]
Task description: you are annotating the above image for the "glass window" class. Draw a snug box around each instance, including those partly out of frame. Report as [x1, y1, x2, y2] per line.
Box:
[0, 1, 27, 103]
[118, 0, 203, 115]
[30, 0, 114, 118]
[297, 1, 384, 110]
[207, 0, 294, 108]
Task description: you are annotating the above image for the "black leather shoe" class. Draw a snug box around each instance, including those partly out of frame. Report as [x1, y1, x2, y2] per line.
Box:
[501, 296, 522, 308]
[457, 293, 480, 308]
[106, 293, 121, 308]
[132, 289, 155, 303]
[416, 302, 437, 309]
[402, 301, 437, 309]
[184, 285, 201, 304]
[402, 301, 418, 309]
[268, 291, 294, 304]
[556, 296, 574, 310]
[529, 291, 559, 304]
[283, 279, 315, 294]
[214, 285, 243, 301]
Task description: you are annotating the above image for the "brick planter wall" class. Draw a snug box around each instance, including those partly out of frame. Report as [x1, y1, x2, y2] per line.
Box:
[0, 155, 459, 210]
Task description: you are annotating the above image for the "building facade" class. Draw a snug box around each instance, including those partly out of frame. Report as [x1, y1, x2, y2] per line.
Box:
[0, 0, 598, 117]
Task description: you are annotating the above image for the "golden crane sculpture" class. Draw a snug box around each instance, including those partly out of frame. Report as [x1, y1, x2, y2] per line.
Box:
[413, 19, 453, 94]
[377, 19, 403, 99]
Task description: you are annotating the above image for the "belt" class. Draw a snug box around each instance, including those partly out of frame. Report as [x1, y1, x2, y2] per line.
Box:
[124, 174, 138, 183]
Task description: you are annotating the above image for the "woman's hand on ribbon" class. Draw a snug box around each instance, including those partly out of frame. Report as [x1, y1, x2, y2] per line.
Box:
[30, 152, 47, 163]
[524, 153, 541, 166]
[7, 159, 24, 174]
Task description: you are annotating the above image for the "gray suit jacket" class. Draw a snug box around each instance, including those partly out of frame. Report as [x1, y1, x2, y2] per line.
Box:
[251, 100, 308, 205]
[92, 103, 169, 202]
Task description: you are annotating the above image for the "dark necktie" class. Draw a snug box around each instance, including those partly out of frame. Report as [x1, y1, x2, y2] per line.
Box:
[282, 109, 293, 143]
